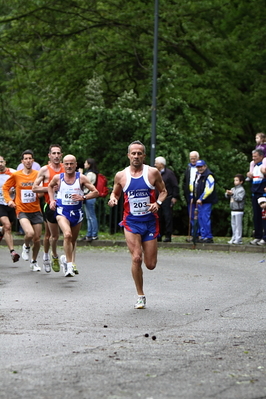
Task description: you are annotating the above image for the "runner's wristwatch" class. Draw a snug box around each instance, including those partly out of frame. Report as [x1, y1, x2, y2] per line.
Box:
[156, 200, 162, 206]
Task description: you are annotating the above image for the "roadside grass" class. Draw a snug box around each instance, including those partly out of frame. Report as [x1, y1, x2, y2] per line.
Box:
[76, 230, 251, 245]
[13, 227, 251, 245]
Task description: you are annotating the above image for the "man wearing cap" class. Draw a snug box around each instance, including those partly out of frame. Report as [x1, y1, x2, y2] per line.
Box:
[193, 160, 217, 243]
[155, 156, 179, 242]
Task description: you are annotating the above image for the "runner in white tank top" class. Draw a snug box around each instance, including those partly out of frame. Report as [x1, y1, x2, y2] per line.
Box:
[108, 141, 167, 309]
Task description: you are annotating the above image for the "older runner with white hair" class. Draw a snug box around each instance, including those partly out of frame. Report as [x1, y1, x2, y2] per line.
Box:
[48, 154, 99, 277]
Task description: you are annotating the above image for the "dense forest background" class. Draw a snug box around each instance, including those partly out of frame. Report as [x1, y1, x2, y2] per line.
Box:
[1, 0, 265, 236]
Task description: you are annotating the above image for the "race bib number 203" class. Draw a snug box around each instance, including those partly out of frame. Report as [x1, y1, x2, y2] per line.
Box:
[129, 196, 150, 216]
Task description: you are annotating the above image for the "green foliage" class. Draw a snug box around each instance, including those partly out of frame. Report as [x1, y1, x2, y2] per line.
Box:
[0, 0, 265, 235]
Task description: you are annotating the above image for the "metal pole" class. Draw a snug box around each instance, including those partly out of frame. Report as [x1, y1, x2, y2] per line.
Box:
[150, 0, 159, 166]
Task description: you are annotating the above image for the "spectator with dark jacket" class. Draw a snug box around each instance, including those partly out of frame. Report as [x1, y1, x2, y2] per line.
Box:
[184, 151, 200, 241]
[249, 149, 266, 245]
[193, 160, 217, 243]
[155, 157, 178, 242]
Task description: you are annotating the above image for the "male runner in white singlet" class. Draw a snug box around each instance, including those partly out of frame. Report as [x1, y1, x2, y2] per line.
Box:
[48, 154, 99, 277]
[108, 141, 167, 309]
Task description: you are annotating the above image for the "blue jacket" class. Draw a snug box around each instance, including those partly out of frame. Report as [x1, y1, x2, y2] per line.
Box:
[193, 167, 218, 204]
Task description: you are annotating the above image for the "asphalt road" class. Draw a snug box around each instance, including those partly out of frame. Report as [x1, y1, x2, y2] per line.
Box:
[0, 245, 266, 399]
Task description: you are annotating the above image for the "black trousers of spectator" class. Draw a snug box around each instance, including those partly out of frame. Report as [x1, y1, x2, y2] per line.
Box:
[158, 196, 173, 239]
[252, 193, 266, 240]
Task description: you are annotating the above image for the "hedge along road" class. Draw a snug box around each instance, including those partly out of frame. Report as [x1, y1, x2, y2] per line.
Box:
[0, 246, 266, 399]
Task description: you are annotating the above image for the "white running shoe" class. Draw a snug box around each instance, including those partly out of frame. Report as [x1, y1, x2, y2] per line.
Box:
[30, 260, 41, 272]
[257, 239, 266, 246]
[65, 264, 75, 277]
[227, 239, 234, 244]
[250, 238, 260, 245]
[22, 244, 30, 261]
[60, 255, 67, 274]
[43, 259, 51, 273]
[134, 296, 146, 309]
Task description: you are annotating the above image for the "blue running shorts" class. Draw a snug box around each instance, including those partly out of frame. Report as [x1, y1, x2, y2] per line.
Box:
[56, 207, 83, 227]
[120, 217, 159, 242]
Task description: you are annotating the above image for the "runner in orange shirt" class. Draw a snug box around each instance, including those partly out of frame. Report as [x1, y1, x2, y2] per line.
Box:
[3, 150, 43, 272]
[0, 156, 20, 263]
[33, 144, 65, 273]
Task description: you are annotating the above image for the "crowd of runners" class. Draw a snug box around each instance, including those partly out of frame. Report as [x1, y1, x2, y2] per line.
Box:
[1, 145, 98, 277]
[0, 141, 166, 309]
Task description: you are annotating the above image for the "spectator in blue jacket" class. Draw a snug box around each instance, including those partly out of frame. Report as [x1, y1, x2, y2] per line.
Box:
[193, 160, 217, 243]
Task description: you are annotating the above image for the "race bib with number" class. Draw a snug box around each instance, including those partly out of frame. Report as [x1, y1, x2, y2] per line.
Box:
[61, 189, 79, 205]
[21, 190, 36, 203]
[129, 195, 150, 216]
[0, 188, 4, 205]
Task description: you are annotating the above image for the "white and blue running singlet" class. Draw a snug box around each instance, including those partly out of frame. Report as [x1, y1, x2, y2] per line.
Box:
[56, 172, 84, 226]
[121, 164, 158, 223]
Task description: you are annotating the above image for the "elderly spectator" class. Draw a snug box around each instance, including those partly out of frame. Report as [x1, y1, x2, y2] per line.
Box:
[155, 157, 178, 242]
[184, 151, 200, 241]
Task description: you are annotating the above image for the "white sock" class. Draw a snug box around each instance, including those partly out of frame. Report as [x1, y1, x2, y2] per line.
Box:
[43, 253, 50, 261]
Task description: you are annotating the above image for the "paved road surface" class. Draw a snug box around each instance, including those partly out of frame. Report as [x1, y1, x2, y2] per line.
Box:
[0, 246, 266, 399]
